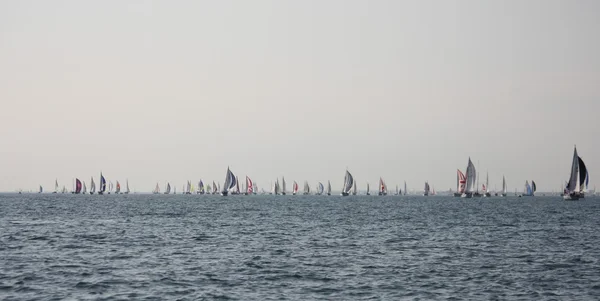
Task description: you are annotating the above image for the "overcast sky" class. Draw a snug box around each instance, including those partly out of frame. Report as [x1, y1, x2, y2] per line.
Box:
[1, 0, 598, 193]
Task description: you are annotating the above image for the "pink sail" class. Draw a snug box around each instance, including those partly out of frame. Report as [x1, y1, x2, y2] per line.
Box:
[457, 170, 467, 193]
[246, 176, 253, 194]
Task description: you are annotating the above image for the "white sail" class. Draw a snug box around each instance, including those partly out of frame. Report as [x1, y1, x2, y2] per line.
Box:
[404, 181, 407, 195]
[303, 181, 310, 195]
[326, 180, 331, 195]
[342, 170, 354, 195]
[465, 158, 476, 193]
[54, 179, 59, 193]
[502, 176, 507, 194]
[126, 180, 130, 194]
[90, 177, 96, 194]
[366, 182, 370, 194]
[281, 177, 287, 195]
[82, 181, 87, 194]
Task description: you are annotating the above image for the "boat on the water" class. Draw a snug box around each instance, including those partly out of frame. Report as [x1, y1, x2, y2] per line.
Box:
[53, 179, 59, 194]
[423, 181, 430, 196]
[90, 177, 96, 195]
[455, 169, 467, 197]
[99, 173, 107, 195]
[221, 167, 237, 196]
[564, 145, 585, 200]
[326, 180, 331, 196]
[461, 158, 476, 198]
[378, 178, 387, 196]
[164, 182, 171, 194]
[523, 180, 536, 196]
[115, 181, 121, 194]
[317, 182, 324, 195]
[303, 181, 310, 195]
[292, 181, 299, 195]
[483, 172, 491, 197]
[501, 176, 507, 197]
[341, 170, 354, 196]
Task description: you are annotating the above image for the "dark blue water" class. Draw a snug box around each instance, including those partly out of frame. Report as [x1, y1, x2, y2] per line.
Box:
[1, 194, 600, 300]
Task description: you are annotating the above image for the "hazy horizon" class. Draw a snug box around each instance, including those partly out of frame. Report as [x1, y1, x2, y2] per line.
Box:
[1, 1, 599, 193]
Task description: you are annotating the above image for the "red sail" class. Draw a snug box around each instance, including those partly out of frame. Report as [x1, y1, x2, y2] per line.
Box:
[75, 179, 82, 194]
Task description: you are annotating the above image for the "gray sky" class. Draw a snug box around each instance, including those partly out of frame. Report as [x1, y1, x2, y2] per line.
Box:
[1, 0, 599, 193]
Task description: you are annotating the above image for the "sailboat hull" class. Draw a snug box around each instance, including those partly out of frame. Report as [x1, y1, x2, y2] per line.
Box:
[453, 193, 462, 197]
[221, 192, 228, 196]
[341, 192, 349, 196]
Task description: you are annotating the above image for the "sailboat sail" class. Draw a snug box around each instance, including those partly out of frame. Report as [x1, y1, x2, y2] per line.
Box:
[115, 181, 121, 194]
[75, 178, 82, 194]
[465, 158, 476, 193]
[404, 181, 407, 195]
[246, 176, 253, 194]
[531, 181, 536, 193]
[293, 181, 299, 195]
[317, 182, 324, 195]
[502, 176, 507, 194]
[457, 170, 467, 193]
[424, 181, 430, 195]
[342, 170, 354, 195]
[100, 173, 107, 194]
[578, 157, 587, 192]
[82, 181, 87, 194]
[90, 177, 96, 194]
[221, 167, 237, 195]
[303, 181, 310, 195]
[165, 183, 171, 194]
[125, 180, 130, 194]
[366, 182, 370, 195]
[54, 179, 59, 193]
[281, 177, 287, 195]
[326, 180, 331, 195]
[39, 185, 43, 193]
[565, 146, 581, 200]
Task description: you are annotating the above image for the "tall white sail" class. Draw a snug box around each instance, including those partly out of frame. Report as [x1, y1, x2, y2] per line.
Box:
[281, 177, 287, 195]
[221, 167, 237, 195]
[90, 177, 96, 194]
[465, 158, 476, 193]
[502, 176, 507, 195]
[326, 180, 331, 195]
[341, 170, 354, 196]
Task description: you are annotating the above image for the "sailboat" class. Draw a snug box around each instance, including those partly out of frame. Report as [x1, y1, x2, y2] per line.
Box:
[90, 177, 96, 195]
[326, 180, 331, 196]
[292, 181, 299, 195]
[74, 179, 82, 194]
[404, 181, 407, 195]
[211, 181, 217, 194]
[317, 182, 324, 195]
[115, 181, 121, 194]
[366, 182, 370, 196]
[152, 182, 160, 194]
[125, 180, 130, 194]
[423, 181, 430, 196]
[82, 181, 87, 194]
[245, 176, 253, 195]
[61, 186, 67, 194]
[564, 145, 582, 200]
[39, 185, 43, 194]
[221, 167, 237, 196]
[461, 158, 476, 198]
[523, 180, 535, 196]
[108, 181, 113, 194]
[233, 177, 240, 195]
[281, 177, 287, 195]
[341, 170, 354, 196]
[455, 170, 467, 197]
[303, 181, 310, 195]
[352, 179, 357, 195]
[99, 173, 107, 195]
[164, 182, 171, 194]
[501, 176, 507, 197]
[197, 180, 204, 194]
[483, 172, 491, 197]
[53, 179, 59, 194]
[378, 178, 387, 196]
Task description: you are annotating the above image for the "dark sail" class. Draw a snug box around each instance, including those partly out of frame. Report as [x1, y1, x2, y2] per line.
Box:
[75, 178, 82, 194]
[532, 181, 537, 192]
[578, 156, 587, 190]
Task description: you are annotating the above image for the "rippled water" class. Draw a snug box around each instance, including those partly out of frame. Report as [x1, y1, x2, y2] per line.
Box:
[1, 193, 600, 300]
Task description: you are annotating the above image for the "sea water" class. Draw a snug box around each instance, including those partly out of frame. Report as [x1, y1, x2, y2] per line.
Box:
[1, 194, 599, 300]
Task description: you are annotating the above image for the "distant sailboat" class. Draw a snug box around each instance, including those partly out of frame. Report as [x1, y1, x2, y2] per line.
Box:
[90, 177, 96, 195]
[423, 181, 430, 196]
[461, 158, 476, 198]
[303, 181, 310, 195]
[292, 181, 299, 195]
[378, 178, 387, 196]
[39, 185, 43, 194]
[281, 177, 287, 195]
[164, 182, 171, 194]
[317, 182, 324, 195]
[99, 173, 107, 195]
[366, 182, 370, 196]
[455, 169, 466, 197]
[53, 179, 59, 194]
[501, 176, 507, 197]
[352, 179, 357, 195]
[578, 156, 588, 198]
[108, 181, 113, 194]
[74, 178, 82, 194]
[404, 181, 407, 195]
[82, 181, 87, 194]
[115, 181, 121, 194]
[245, 176, 253, 195]
[326, 180, 331, 196]
[125, 180, 130, 194]
[483, 172, 491, 197]
[221, 167, 237, 196]
[198, 180, 204, 194]
[523, 180, 536, 196]
[152, 182, 160, 194]
[564, 145, 583, 200]
[341, 170, 354, 196]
